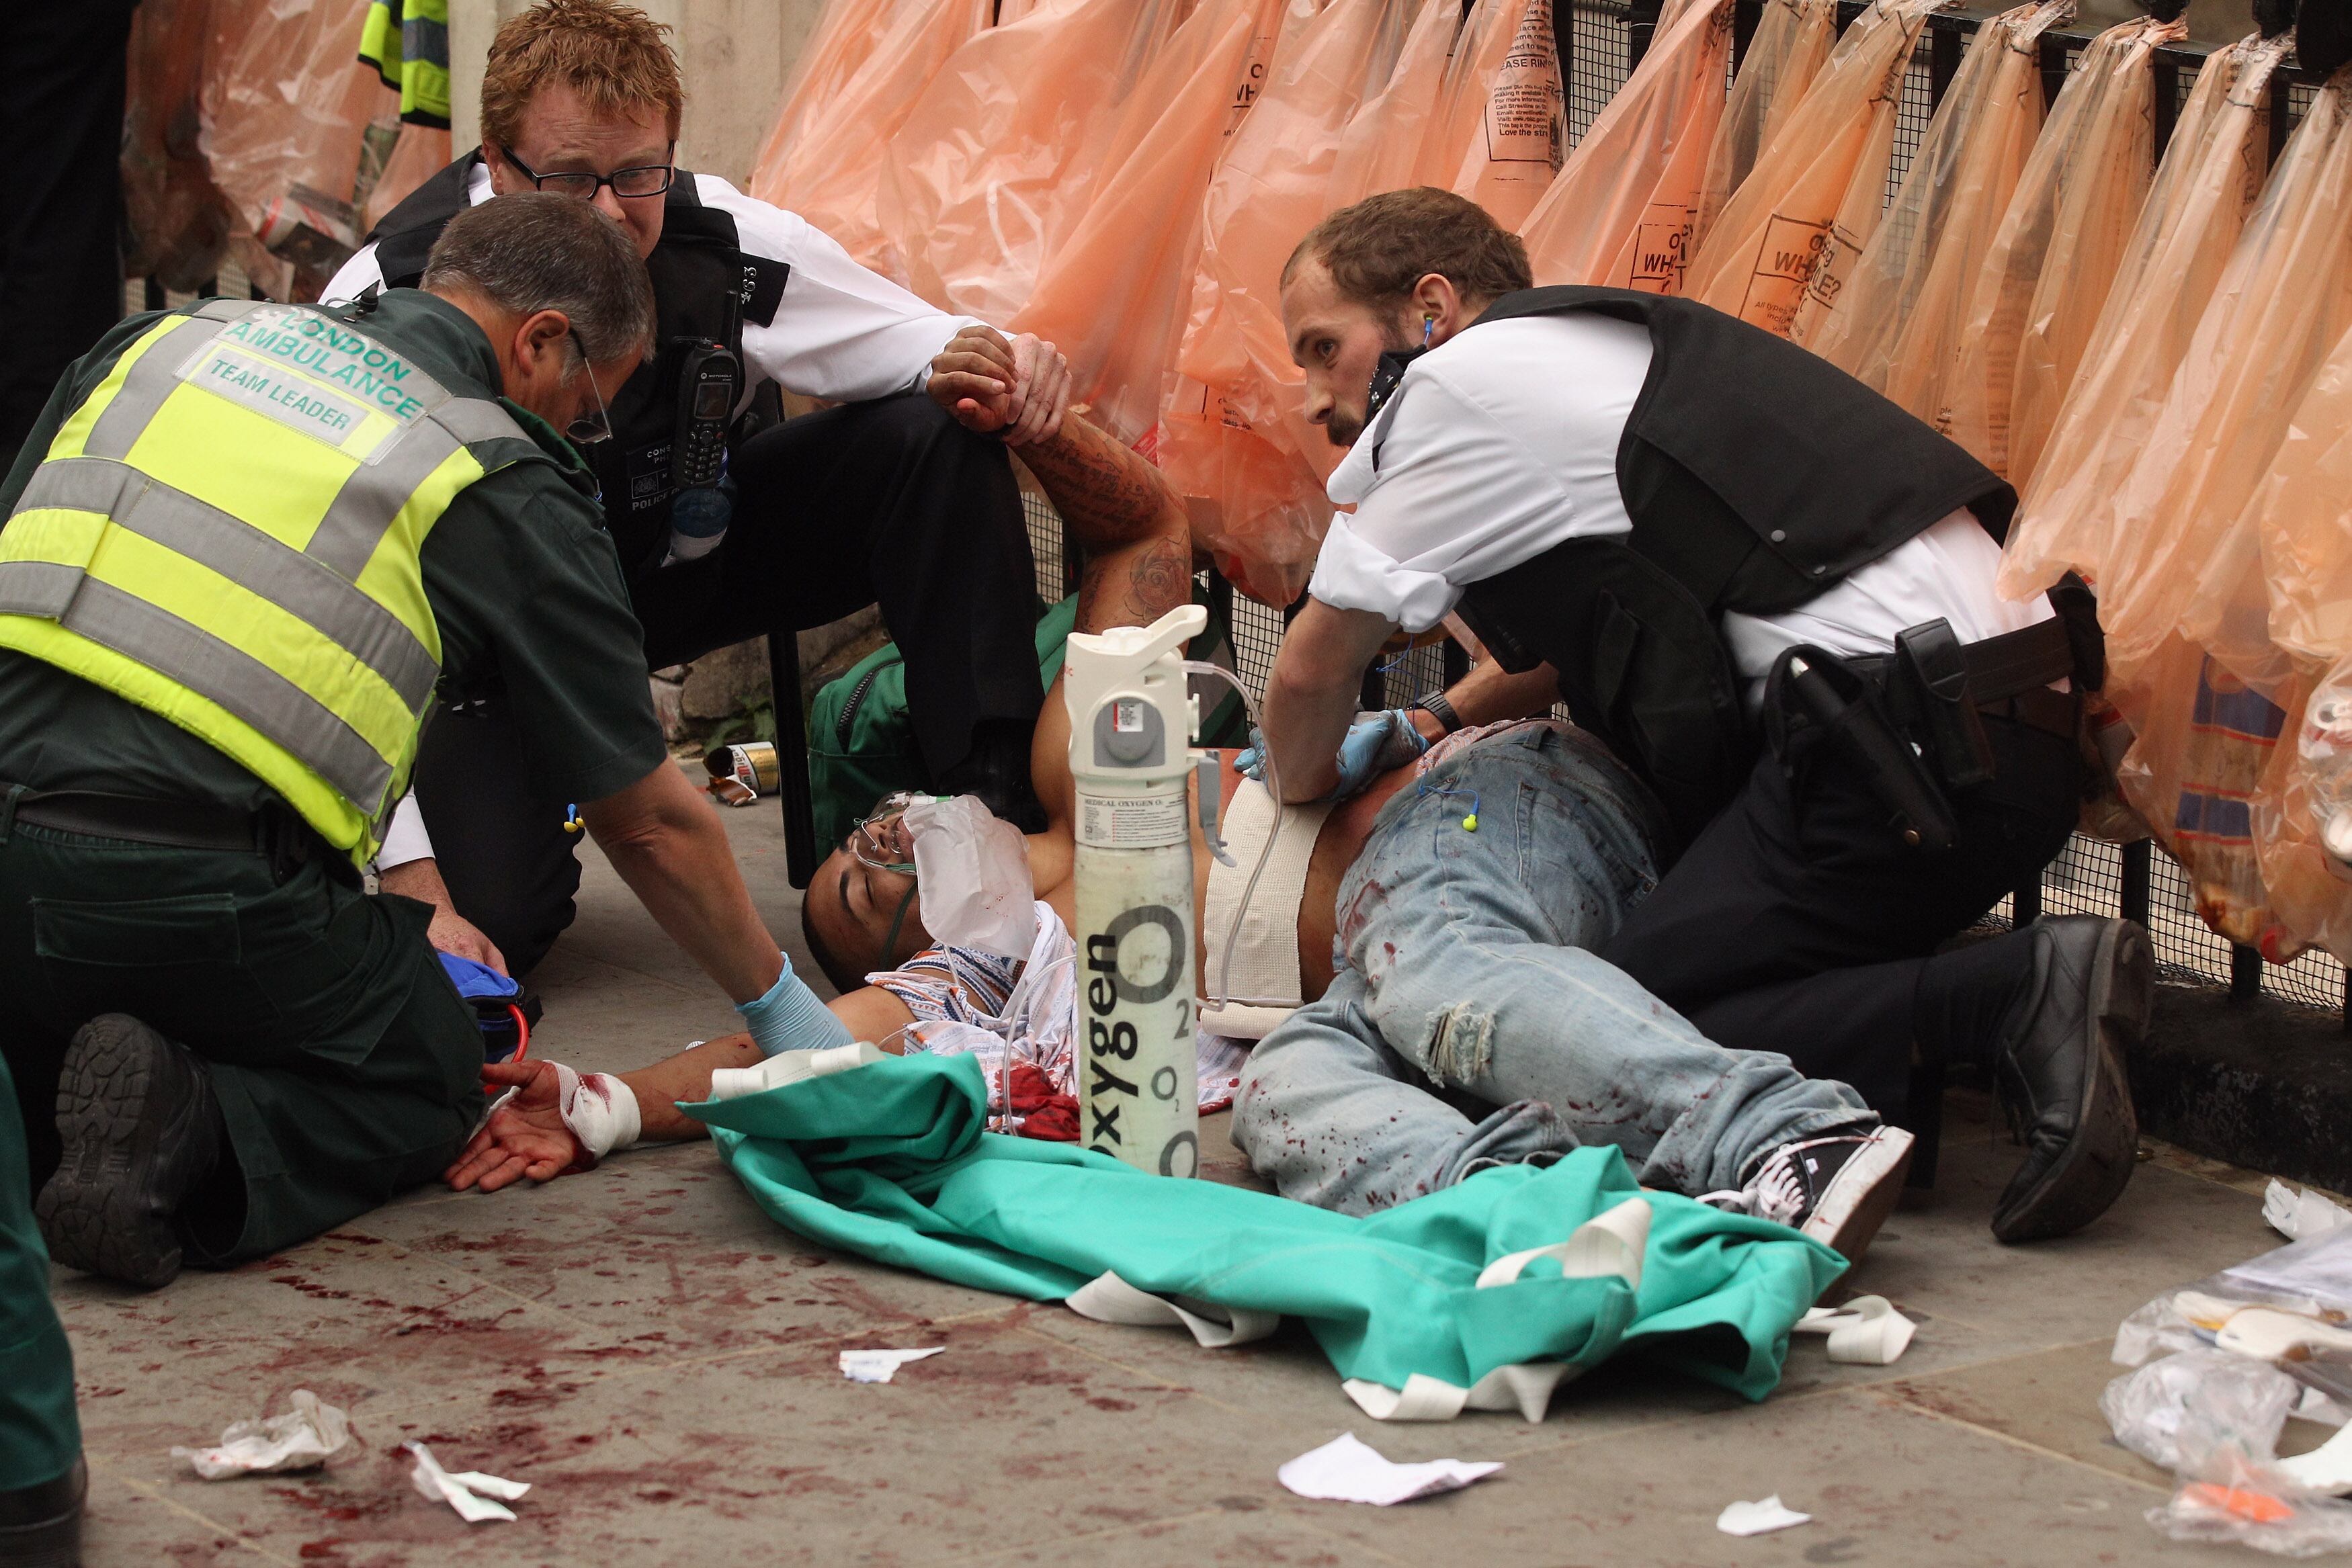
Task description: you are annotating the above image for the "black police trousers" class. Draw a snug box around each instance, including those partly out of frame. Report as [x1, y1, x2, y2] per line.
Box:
[1597, 705, 2081, 1137]
[413, 392, 1041, 975]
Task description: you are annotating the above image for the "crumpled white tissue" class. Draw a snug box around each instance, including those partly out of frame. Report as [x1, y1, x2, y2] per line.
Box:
[172, 1390, 353, 1479]
[1717, 1495, 1813, 1536]
[1796, 1295, 1916, 1364]
[1276, 1432, 1502, 1506]
[2265, 1180, 2352, 1243]
[839, 1347, 945, 1383]
[405, 1441, 531, 1523]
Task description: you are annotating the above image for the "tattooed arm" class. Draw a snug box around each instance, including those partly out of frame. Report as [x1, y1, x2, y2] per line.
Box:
[1015, 410, 1197, 636]
[1017, 411, 1189, 554]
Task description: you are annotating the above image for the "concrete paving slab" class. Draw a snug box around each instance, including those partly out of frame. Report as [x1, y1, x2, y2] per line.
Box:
[49, 793, 2335, 1565]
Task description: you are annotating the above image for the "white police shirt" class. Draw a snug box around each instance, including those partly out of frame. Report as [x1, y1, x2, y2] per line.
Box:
[1304, 314, 2052, 705]
[325, 162, 979, 402]
[344, 164, 981, 871]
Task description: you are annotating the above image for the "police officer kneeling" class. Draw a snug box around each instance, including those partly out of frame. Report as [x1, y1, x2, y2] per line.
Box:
[0, 195, 841, 1311]
[1262, 189, 2149, 1245]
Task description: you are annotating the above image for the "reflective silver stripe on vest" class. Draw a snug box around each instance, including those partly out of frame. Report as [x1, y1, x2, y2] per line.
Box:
[16, 458, 439, 711]
[80, 314, 235, 461]
[0, 562, 84, 619]
[308, 396, 521, 580]
[0, 570, 393, 808]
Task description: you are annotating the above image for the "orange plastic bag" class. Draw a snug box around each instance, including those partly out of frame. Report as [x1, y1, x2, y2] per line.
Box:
[1684, 0, 1940, 341]
[2258, 320, 2352, 670]
[122, 0, 232, 292]
[1693, 0, 1836, 254]
[1327, 0, 1462, 200]
[1997, 33, 2290, 603]
[2112, 640, 2307, 959]
[747, 0, 995, 280]
[2258, 346, 2352, 961]
[1013, 0, 1301, 449]
[1161, 0, 1427, 606]
[2097, 75, 2352, 685]
[751, 0, 935, 211]
[1939, 16, 2178, 480]
[1519, 0, 1735, 292]
[1808, 0, 2070, 411]
[201, 0, 394, 301]
[2082, 75, 2352, 964]
[882, 0, 1192, 319]
[1418, 0, 1566, 228]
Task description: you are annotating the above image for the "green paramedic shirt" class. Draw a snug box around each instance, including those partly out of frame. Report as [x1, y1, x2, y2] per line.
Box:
[0, 290, 666, 820]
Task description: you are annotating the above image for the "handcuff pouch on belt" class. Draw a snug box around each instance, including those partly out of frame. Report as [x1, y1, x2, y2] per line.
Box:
[1769, 631, 1966, 854]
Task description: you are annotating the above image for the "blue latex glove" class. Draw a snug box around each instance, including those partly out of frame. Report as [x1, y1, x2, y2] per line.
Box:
[1234, 726, 1271, 782]
[1235, 712, 1427, 800]
[1333, 709, 1429, 799]
[737, 951, 857, 1057]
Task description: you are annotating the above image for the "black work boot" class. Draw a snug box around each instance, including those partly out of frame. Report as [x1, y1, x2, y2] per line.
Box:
[1986, 916, 2150, 1244]
[0, 1458, 85, 1568]
[35, 1015, 225, 1290]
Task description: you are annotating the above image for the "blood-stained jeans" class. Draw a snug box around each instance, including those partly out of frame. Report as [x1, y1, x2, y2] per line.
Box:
[1232, 722, 1874, 1215]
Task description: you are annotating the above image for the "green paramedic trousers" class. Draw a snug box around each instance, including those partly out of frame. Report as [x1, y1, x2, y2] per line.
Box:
[0, 810, 485, 1264]
[0, 1048, 79, 1491]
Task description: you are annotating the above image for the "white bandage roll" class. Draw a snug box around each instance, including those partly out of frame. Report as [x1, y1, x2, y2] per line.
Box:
[552, 1063, 642, 1166]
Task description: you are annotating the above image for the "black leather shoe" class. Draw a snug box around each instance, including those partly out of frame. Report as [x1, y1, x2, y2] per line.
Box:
[1988, 916, 2150, 1243]
[35, 1015, 224, 1290]
[0, 1458, 85, 1568]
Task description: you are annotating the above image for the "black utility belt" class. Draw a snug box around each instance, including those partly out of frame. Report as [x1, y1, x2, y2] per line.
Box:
[2, 786, 332, 880]
[1771, 614, 2083, 853]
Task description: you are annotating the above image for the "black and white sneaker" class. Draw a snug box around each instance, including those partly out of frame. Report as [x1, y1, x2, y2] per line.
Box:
[35, 1014, 225, 1291]
[1706, 1126, 1916, 1263]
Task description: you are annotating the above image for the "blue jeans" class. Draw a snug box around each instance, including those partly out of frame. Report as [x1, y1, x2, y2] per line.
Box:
[1232, 724, 1874, 1215]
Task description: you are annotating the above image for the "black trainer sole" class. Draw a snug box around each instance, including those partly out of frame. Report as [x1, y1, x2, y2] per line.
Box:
[35, 1016, 198, 1290]
[1991, 920, 2149, 1244]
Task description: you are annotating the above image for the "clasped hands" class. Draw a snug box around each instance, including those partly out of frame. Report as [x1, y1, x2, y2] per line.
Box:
[925, 324, 1070, 447]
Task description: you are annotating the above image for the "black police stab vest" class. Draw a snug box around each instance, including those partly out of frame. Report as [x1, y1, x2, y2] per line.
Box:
[1448, 286, 2017, 844]
[367, 153, 789, 575]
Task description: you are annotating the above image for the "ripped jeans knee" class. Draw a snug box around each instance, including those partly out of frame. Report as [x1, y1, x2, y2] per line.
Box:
[1423, 1003, 1498, 1088]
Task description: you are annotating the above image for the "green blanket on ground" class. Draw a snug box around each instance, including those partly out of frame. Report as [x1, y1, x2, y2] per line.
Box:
[689, 1053, 1844, 1409]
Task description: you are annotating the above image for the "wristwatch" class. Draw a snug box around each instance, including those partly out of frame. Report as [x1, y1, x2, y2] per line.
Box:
[1409, 689, 1464, 735]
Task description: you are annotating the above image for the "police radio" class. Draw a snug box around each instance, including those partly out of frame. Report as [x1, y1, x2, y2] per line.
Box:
[664, 340, 741, 565]
[674, 339, 741, 489]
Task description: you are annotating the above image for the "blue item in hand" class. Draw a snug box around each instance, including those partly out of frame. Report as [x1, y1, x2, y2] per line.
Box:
[437, 953, 535, 1064]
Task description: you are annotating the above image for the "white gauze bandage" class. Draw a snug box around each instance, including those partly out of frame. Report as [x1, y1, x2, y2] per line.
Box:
[552, 1063, 642, 1169]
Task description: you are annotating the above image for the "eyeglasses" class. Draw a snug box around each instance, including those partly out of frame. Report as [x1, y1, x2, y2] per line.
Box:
[565, 331, 612, 445]
[499, 142, 675, 200]
[849, 791, 927, 875]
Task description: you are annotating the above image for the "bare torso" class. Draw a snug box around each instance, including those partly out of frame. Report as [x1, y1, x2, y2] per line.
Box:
[1027, 755, 1410, 1005]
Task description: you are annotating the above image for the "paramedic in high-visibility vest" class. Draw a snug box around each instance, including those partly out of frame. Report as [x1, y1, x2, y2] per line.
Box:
[1258, 187, 2149, 1247]
[0, 195, 850, 1308]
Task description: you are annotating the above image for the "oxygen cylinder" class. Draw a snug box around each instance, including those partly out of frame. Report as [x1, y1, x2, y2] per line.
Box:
[1062, 603, 1209, 1176]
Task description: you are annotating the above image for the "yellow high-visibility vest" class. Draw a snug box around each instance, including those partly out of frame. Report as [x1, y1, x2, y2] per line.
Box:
[0, 299, 527, 864]
[360, 0, 452, 129]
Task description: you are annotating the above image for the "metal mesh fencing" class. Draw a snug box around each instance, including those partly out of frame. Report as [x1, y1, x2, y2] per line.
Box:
[1567, 0, 1636, 144]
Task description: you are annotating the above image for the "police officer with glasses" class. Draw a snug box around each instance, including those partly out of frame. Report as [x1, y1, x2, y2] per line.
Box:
[329, 0, 1073, 979]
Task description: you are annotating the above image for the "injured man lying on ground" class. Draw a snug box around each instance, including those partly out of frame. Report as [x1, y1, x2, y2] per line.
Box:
[448, 423, 2127, 1262]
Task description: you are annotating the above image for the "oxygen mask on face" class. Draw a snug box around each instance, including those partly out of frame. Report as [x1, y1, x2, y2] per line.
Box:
[900, 794, 1035, 960]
